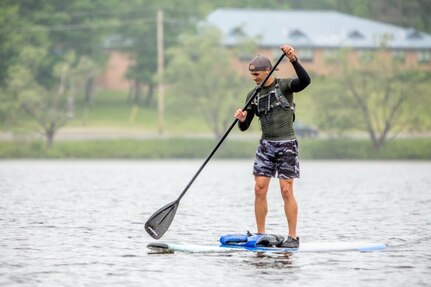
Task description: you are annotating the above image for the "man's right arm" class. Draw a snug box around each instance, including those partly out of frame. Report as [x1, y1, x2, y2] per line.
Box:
[235, 90, 255, 131]
[237, 107, 254, 131]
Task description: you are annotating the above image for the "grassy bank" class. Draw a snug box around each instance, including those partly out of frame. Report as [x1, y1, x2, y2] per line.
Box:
[4, 89, 430, 160]
[1, 137, 430, 160]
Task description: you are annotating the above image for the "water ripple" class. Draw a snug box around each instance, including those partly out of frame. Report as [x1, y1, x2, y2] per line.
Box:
[1, 160, 430, 286]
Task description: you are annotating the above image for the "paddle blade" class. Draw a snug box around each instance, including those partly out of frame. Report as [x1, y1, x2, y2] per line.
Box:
[145, 200, 179, 239]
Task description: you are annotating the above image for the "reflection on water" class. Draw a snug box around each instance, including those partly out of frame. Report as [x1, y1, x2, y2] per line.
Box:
[244, 252, 294, 269]
[0, 160, 430, 286]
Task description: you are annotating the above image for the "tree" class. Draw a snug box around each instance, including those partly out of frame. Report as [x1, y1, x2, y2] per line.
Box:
[10, 47, 77, 148]
[5, 0, 116, 120]
[165, 26, 250, 138]
[0, 4, 29, 127]
[308, 77, 359, 138]
[114, 1, 203, 109]
[0, 4, 26, 87]
[313, 48, 430, 149]
[0, 0, 121, 145]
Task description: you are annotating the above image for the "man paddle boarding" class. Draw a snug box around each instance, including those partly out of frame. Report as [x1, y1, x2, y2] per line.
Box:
[234, 44, 311, 248]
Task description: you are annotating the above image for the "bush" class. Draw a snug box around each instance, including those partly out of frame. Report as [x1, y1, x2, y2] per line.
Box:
[0, 138, 430, 159]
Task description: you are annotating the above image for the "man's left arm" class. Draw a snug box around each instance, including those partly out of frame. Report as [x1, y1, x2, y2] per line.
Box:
[280, 44, 311, 92]
[290, 60, 311, 92]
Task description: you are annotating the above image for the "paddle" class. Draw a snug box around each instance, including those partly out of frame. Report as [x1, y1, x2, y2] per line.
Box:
[145, 53, 286, 239]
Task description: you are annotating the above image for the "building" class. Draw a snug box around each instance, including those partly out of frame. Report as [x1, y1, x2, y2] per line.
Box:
[207, 8, 431, 77]
[97, 9, 431, 90]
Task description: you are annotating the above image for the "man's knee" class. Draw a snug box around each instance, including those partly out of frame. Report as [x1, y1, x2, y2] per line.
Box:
[280, 180, 294, 201]
[254, 178, 269, 199]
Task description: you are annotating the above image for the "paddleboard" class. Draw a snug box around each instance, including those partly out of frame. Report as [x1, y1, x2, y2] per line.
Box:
[147, 241, 386, 254]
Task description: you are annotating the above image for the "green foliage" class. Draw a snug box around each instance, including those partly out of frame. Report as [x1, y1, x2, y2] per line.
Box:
[310, 48, 431, 149]
[300, 138, 431, 160]
[1, 0, 430, 152]
[0, 0, 120, 146]
[308, 76, 360, 135]
[1, 137, 430, 160]
[0, 4, 25, 86]
[113, 0, 205, 106]
[165, 26, 250, 137]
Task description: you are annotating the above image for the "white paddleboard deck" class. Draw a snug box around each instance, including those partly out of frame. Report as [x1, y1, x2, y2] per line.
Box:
[147, 241, 386, 254]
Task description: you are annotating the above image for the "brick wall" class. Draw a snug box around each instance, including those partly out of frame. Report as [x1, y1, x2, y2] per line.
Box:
[94, 51, 133, 91]
[96, 48, 431, 90]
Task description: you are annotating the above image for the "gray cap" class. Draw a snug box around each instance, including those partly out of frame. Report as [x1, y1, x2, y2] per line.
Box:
[248, 55, 277, 71]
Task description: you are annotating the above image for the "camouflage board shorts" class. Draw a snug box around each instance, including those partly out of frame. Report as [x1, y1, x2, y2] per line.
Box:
[253, 139, 300, 179]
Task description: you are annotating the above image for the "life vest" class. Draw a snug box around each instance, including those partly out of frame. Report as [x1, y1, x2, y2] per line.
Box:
[220, 232, 285, 248]
[252, 79, 295, 121]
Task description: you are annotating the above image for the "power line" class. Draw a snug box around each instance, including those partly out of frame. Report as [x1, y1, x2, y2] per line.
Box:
[6, 16, 190, 34]
[20, 18, 154, 33]
[17, 6, 202, 20]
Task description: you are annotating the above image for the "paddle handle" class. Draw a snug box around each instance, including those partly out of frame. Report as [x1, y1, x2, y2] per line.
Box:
[177, 53, 286, 201]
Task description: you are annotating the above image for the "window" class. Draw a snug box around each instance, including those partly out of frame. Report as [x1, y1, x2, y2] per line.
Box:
[272, 47, 313, 62]
[417, 50, 431, 63]
[286, 29, 309, 46]
[406, 29, 423, 40]
[297, 48, 313, 62]
[289, 29, 307, 39]
[347, 30, 364, 40]
[229, 27, 246, 38]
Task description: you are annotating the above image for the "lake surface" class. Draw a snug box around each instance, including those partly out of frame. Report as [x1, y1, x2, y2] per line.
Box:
[1, 160, 430, 286]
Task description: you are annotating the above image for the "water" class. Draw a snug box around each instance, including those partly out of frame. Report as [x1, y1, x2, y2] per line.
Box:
[1, 160, 430, 286]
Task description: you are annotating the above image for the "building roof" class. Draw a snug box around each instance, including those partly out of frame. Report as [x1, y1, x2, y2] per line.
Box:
[207, 8, 431, 50]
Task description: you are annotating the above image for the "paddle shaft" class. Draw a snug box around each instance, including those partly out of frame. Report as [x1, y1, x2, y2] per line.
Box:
[176, 53, 286, 202]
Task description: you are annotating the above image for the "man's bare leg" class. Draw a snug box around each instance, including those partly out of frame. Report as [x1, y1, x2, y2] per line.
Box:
[279, 178, 298, 238]
[254, 176, 271, 234]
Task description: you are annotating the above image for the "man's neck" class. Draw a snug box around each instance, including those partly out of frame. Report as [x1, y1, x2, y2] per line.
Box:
[262, 76, 276, 87]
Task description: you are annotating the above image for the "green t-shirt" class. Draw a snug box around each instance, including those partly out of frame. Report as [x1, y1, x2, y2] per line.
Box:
[243, 78, 296, 141]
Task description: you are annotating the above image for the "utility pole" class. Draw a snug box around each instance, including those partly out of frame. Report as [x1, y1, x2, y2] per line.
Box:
[157, 9, 164, 134]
